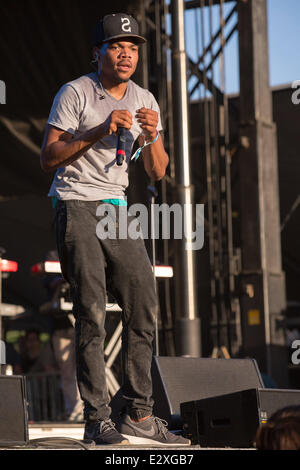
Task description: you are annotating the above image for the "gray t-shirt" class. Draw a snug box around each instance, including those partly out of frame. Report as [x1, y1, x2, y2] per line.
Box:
[47, 72, 163, 201]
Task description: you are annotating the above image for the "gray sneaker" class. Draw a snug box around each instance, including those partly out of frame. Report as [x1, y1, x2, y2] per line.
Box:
[118, 414, 191, 446]
[84, 418, 129, 445]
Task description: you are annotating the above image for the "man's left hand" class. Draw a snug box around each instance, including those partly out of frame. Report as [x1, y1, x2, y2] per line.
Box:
[136, 108, 158, 141]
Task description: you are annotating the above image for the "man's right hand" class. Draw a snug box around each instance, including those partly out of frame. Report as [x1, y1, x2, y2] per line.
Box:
[103, 110, 133, 136]
[40, 110, 133, 172]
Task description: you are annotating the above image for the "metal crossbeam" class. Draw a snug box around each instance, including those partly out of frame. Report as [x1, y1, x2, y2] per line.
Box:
[188, 57, 224, 104]
[166, 0, 236, 11]
[195, 4, 237, 68]
[189, 22, 238, 97]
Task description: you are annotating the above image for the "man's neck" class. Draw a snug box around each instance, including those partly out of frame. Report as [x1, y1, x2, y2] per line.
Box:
[99, 73, 129, 101]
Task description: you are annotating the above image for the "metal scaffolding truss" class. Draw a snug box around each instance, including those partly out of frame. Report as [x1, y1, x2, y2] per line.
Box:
[140, 2, 285, 385]
[141, 0, 241, 357]
[184, 0, 240, 356]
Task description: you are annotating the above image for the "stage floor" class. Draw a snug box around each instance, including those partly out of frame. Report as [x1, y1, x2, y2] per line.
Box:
[0, 423, 255, 451]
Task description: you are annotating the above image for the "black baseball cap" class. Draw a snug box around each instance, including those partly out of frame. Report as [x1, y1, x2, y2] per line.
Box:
[93, 13, 147, 47]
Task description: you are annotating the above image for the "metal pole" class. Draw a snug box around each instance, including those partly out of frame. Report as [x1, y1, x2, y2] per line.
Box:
[149, 184, 159, 356]
[171, 0, 201, 356]
[137, 0, 149, 89]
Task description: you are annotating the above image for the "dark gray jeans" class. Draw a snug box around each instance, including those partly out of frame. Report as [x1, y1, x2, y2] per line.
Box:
[54, 199, 158, 421]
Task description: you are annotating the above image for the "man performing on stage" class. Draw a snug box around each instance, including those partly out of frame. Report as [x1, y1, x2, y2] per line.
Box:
[40, 13, 190, 446]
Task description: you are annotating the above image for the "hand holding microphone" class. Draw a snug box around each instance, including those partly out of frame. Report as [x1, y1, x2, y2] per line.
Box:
[102, 110, 133, 166]
[102, 108, 159, 166]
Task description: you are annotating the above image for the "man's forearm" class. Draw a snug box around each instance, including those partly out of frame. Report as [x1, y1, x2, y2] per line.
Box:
[41, 123, 107, 172]
[142, 134, 169, 181]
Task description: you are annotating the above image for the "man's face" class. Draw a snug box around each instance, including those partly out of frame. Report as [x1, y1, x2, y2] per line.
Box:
[99, 40, 139, 84]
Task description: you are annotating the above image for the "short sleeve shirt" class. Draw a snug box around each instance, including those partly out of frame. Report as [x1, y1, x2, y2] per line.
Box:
[47, 72, 163, 201]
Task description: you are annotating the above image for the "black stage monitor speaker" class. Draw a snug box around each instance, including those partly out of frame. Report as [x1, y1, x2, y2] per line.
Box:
[110, 356, 264, 429]
[181, 388, 300, 448]
[151, 356, 264, 428]
[0, 375, 28, 446]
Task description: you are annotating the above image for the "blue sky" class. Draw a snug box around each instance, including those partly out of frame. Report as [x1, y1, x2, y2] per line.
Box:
[168, 0, 300, 97]
[267, 0, 300, 88]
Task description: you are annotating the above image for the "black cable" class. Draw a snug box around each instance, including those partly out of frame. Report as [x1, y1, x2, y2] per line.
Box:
[0, 437, 95, 450]
[29, 437, 94, 450]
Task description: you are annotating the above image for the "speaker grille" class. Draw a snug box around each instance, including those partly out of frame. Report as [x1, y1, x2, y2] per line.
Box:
[152, 357, 264, 427]
[0, 376, 28, 445]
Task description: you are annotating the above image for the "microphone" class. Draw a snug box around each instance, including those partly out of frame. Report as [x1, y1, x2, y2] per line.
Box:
[116, 127, 126, 166]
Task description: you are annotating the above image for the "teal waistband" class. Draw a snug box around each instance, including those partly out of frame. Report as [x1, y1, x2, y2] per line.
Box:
[51, 197, 128, 208]
[101, 199, 128, 206]
[52, 197, 59, 208]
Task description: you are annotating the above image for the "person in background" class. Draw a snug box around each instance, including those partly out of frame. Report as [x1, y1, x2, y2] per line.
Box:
[255, 406, 300, 450]
[19, 329, 57, 374]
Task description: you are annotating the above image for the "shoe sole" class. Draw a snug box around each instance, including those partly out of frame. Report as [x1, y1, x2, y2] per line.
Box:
[93, 439, 130, 445]
[84, 437, 130, 445]
[122, 434, 191, 446]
